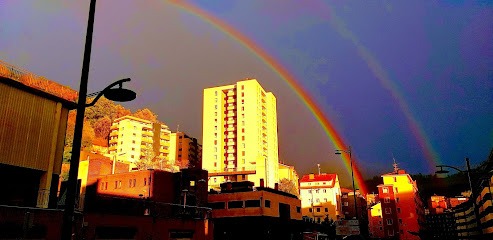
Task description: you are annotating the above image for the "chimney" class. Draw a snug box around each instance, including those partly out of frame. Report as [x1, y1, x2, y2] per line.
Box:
[275, 183, 279, 190]
[309, 173, 315, 180]
[260, 178, 264, 188]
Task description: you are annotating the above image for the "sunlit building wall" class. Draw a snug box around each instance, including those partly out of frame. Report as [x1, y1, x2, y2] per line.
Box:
[108, 116, 171, 169]
[169, 132, 202, 169]
[278, 163, 299, 194]
[0, 64, 76, 208]
[202, 79, 279, 189]
[299, 173, 341, 222]
[367, 194, 385, 239]
[378, 168, 425, 240]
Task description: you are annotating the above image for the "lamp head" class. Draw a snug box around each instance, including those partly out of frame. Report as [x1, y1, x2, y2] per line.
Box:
[435, 166, 449, 174]
[103, 87, 136, 102]
[335, 151, 342, 155]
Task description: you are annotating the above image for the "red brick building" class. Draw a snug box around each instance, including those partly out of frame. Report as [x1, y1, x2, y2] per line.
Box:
[377, 167, 425, 239]
[82, 168, 212, 240]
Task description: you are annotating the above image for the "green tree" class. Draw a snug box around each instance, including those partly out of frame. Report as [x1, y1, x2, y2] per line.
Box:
[278, 178, 299, 197]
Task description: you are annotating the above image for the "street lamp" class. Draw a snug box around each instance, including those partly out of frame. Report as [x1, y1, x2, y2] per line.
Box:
[435, 157, 482, 236]
[335, 146, 358, 219]
[60, 0, 136, 239]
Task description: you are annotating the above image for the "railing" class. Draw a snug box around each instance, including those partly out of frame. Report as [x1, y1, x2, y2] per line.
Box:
[0, 60, 78, 102]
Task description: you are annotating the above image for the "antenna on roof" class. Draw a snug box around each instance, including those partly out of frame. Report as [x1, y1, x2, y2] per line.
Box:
[176, 124, 180, 133]
[317, 163, 321, 175]
[392, 153, 399, 173]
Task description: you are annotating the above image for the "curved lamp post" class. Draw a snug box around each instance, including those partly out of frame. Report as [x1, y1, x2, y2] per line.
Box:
[335, 146, 358, 219]
[436, 158, 482, 236]
[60, 0, 136, 239]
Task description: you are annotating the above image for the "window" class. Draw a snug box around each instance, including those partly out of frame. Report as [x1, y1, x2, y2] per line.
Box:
[344, 202, 348, 206]
[386, 219, 393, 225]
[296, 207, 301, 213]
[144, 178, 147, 186]
[325, 208, 328, 212]
[242, 136, 245, 141]
[215, 105, 218, 110]
[398, 219, 403, 224]
[133, 133, 136, 136]
[309, 208, 312, 212]
[388, 229, 394, 236]
[396, 197, 399, 203]
[265, 200, 271, 208]
[316, 198, 320, 203]
[214, 162, 217, 167]
[129, 179, 132, 187]
[384, 197, 390, 203]
[215, 91, 218, 96]
[209, 202, 225, 209]
[308, 190, 312, 193]
[315, 190, 319, 193]
[397, 208, 401, 213]
[385, 208, 391, 214]
[245, 200, 261, 208]
[114, 181, 118, 189]
[395, 187, 398, 193]
[323, 189, 327, 193]
[382, 187, 388, 193]
[393, 177, 397, 182]
[132, 140, 136, 144]
[324, 198, 327, 202]
[227, 201, 243, 209]
[316, 208, 321, 212]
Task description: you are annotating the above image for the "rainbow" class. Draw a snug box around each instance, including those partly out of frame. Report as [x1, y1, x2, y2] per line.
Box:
[169, 0, 368, 194]
[312, 1, 441, 169]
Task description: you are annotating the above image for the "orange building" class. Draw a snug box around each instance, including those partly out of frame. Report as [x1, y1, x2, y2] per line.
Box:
[208, 181, 305, 239]
[60, 151, 130, 210]
[367, 193, 385, 239]
[377, 165, 425, 239]
[82, 168, 212, 240]
[169, 131, 202, 169]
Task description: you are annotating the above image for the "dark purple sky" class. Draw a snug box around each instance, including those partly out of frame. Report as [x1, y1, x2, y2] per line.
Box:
[1, 1, 492, 185]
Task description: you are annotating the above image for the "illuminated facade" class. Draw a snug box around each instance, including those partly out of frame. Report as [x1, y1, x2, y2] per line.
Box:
[108, 116, 171, 169]
[377, 167, 425, 240]
[169, 132, 202, 169]
[367, 193, 385, 239]
[299, 173, 341, 222]
[0, 61, 76, 209]
[278, 163, 300, 194]
[202, 79, 279, 189]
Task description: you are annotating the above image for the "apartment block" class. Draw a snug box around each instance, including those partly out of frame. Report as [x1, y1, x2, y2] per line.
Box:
[108, 116, 171, 169]
[202, 79, 279, 189]
[377, 166, 425, 240]
[299, 173, 341, 222]
[169, 132, 202, 169]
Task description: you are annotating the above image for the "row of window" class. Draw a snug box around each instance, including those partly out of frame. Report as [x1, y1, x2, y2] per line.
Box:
[99, 177, 150, 190]
[209, 199, 301, 213]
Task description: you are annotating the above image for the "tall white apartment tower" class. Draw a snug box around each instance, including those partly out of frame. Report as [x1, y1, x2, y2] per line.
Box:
[203, 79, 279, 190]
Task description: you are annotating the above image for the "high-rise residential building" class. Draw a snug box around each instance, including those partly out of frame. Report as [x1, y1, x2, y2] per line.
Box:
[299, 173, 341, 222]
[108, 116, 171, 169]
[202, 79, 279, 189]
[377, 164, 425, 240]
[169, 132, 202, 169]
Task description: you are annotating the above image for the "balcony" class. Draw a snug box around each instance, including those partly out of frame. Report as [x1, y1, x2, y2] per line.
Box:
[227, 91, 236, 97]
[109, 131, 118, 137]
[227, 119, 235, 124]
[161, 134, 170, 140]
[142, 131, 153, 137]
[226, 127, 236, 132]
[109, 138, 118, 144]
[226, 148, 236, 154]
[226, 141, 236, 146]
[141, 138, 153, 144]
[227, 105, 236, 111]
[110, 125, 118, 130]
